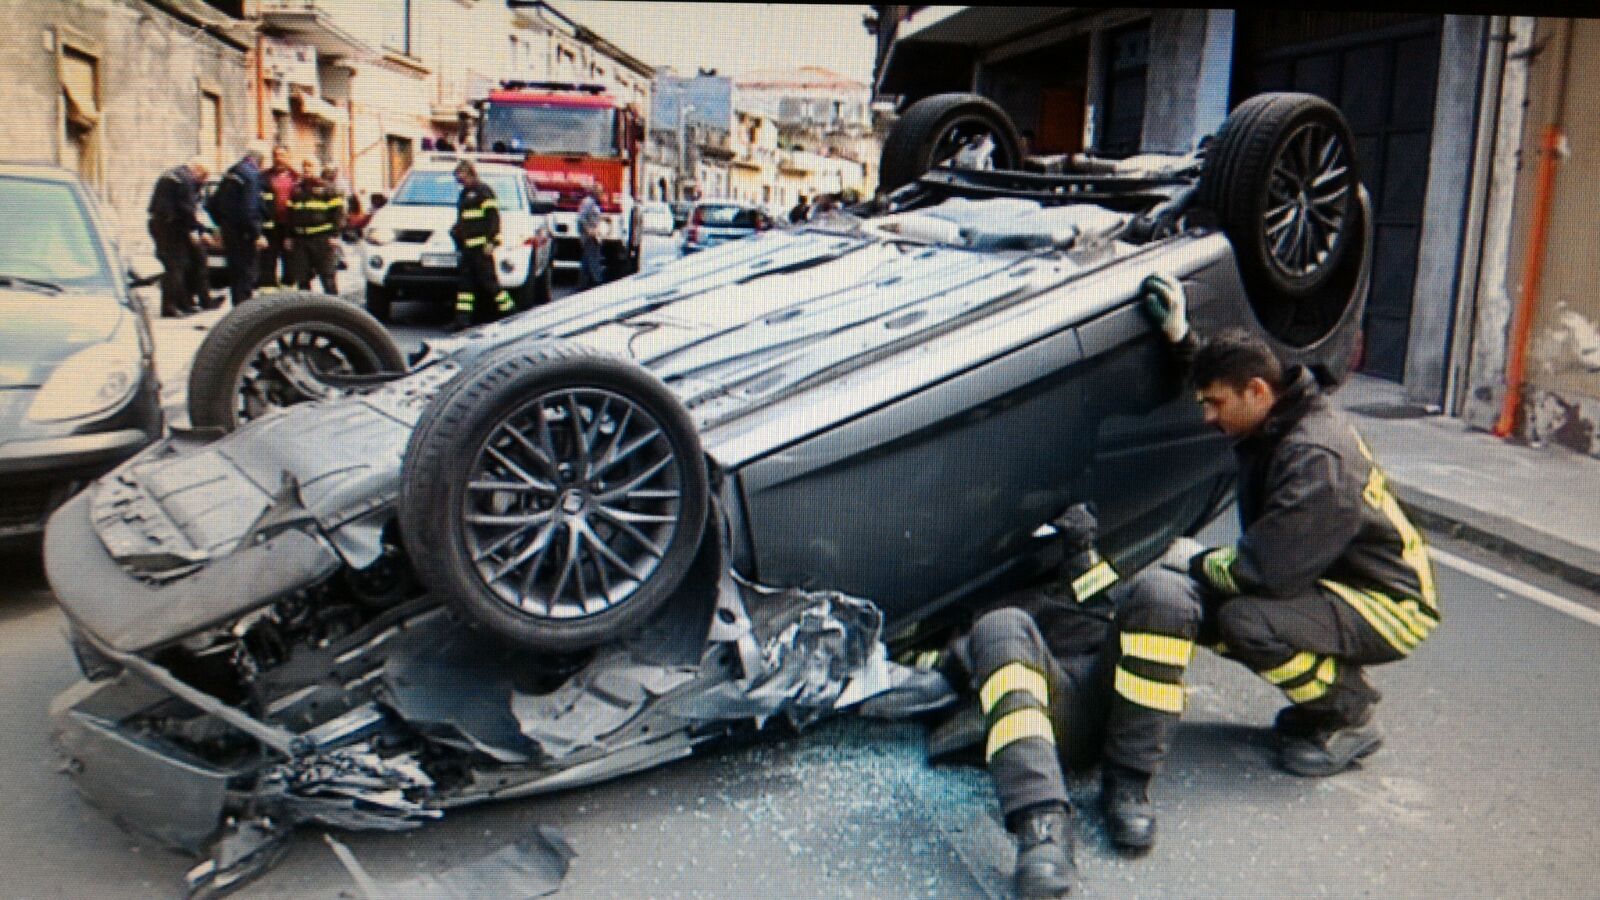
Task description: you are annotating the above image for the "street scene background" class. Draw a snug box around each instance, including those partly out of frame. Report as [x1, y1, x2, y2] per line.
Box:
[4, 3, 1600, 898]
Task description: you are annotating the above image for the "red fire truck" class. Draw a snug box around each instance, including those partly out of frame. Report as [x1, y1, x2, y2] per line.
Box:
[476, 81, 645, 277]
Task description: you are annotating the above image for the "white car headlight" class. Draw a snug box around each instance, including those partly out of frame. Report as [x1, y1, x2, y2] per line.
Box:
[29, 323, 142, 423]
[365, 226, 397, 245]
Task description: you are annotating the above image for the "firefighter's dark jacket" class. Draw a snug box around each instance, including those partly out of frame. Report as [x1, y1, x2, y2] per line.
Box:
[1193, 365, 1437, 611]
[452, 181, 500, 251]
[148, 166, 202, 234]
[212, 156, 265, 239]
[289, 180, 345, 238]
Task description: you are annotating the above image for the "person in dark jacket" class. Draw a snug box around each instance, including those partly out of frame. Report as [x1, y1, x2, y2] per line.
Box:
[146, 157, 209, 317]
[449, 160, 512, 330]
[210, 144, 269, 307]
[867, 277, 1441, 893]
[288, 160, 345, 295]
[1084, 277, 1441, 856]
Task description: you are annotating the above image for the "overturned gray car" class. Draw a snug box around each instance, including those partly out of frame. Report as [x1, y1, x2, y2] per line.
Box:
[44, 93, 1371, 891]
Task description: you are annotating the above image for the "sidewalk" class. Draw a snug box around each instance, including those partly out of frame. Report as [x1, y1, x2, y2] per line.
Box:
[1336, 374, 1600, 591]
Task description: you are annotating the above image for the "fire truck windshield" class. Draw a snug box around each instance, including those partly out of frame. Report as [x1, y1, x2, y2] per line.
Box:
[482, 104, 618, 157]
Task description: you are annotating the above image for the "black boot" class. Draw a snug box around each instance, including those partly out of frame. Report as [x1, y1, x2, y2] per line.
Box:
[856, 666, 957, 719]
[1101, 763, 1157, 855]
[1271, 704, 1333, 745]
[1011, 803, 1074, 898]
[1279, 707, 1382, 777]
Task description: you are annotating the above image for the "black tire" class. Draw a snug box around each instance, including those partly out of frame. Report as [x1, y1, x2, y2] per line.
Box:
[188, 291, 406, 432]
[879, 93, 1024, 193]
[515, 257, 553, 311]
[365, 281, 393, 323]
[399, 342, 710, 652]
[1199, 93, 1360, 305]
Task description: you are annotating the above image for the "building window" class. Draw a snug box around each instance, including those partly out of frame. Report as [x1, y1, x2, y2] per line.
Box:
[385, 135, 413, 189]
[315, 123, 334, 167]
[272, 110, 291, 148]
[199, 90, 222, 174]
[60, 45, 101, 185]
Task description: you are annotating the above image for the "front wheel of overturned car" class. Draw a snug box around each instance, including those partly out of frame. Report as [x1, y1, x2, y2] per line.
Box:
[187, 291, 407, 432]
[878, 93, 1024, 193]
[399, 342, 710, 652]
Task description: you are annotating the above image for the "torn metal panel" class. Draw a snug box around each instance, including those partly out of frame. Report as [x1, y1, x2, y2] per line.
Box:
[54, 709, 230, 854]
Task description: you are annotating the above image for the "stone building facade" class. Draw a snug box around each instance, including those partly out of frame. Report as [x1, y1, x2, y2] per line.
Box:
[0, 0, 253, 256]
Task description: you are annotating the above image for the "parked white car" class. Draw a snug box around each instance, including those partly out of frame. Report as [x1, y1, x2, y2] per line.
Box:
[639, 201, 675, 235]
[360, 157, 554, 322]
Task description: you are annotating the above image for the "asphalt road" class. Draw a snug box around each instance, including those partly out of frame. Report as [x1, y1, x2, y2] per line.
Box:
[3, 524, 1598, 898]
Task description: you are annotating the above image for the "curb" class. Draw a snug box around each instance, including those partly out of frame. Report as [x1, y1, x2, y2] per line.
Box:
[1391, 478, 1600, 594]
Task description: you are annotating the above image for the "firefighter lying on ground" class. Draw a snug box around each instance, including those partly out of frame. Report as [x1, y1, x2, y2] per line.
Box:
[863, 274, 1441, 898]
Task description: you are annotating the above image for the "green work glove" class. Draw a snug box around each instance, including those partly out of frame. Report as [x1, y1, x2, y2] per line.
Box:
[1141, 272, 1189, 343]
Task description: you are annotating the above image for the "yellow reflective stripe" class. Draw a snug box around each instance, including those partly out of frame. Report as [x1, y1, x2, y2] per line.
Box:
[464, 236, 488, 247]
[302, 223, 334, 235]
[1114, 666, 1185, 714]
[985, 708, 1055, 762]
[479, 198, 498, 209]
[1071, 559, 1119, 601]
[1261, 651, 1318, 685]
[914, 650, 942, 671]
[979, 663, 1049, 715]
[496, 291, 515, 312]
[1353, 427, 1438, 610]
[1286, 678, 1330, 703]
[1120, 632, 1194, 667]
[1285, 657, 1338, 703]
[462, 209, 487, 219]
[455, 293, 475, 311]
[1322, 581, 1420, 654]
[1203, 547, 1240, 594]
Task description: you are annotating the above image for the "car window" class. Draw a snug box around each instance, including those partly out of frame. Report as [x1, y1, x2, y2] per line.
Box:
[696, 205, 762, 228]
[391, 171, 525, 210]
[0, 176, 114, 291]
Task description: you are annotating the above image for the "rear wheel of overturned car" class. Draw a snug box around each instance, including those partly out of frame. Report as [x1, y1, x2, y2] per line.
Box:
[878, 93, 1024, 193]
[1199, 93, 1361, 344]
[400, 343, 710, 652]
[188, 291, 407, 432]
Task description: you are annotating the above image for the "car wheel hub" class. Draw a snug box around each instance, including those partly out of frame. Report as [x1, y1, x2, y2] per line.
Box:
[1264, 122, 1350, 280]
[237, 326, 364, 424]
[462, 387, 683, 620]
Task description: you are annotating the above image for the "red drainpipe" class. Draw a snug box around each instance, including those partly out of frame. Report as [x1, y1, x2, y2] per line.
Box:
[1495, 19, 1575, 438]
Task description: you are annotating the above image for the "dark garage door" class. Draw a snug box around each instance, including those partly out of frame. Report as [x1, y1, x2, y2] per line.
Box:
[1234, 16, 1443, 381]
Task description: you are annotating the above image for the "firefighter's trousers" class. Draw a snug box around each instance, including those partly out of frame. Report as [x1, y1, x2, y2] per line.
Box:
[456, 247, 512, 325]
[1105, 568, 1410, 775]
[966, 607, 1115, 818]
[292, 235, 338, 295]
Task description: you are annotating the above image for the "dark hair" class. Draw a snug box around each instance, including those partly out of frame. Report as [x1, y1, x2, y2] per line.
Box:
[1190, 329, 1285, 392]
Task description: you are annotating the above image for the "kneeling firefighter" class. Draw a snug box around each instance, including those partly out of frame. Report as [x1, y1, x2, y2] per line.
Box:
[866, 274, 1440, 898]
